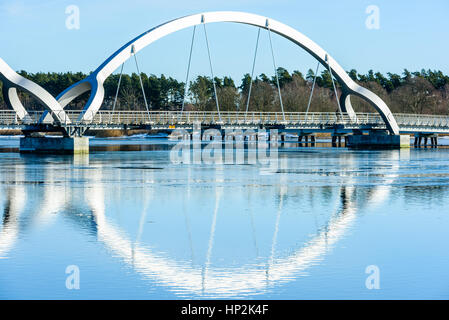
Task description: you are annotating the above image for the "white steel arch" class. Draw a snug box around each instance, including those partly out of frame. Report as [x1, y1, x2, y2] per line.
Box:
[56, 11, 400, 134]
[0, 58, 70, 124]
[0, 12, 399, 134]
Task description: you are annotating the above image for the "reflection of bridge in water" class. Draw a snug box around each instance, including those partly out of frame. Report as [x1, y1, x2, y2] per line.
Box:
[0, 150, 410, 297]
[1, 11, 447, 152]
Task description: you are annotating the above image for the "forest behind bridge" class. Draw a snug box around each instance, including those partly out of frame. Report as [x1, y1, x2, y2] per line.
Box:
[1, 68, 448, 115]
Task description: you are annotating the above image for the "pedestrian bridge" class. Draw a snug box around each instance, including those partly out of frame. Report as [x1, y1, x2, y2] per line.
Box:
[1, 110, 448, 134]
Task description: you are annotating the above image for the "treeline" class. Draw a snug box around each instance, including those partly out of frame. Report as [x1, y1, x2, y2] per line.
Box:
[0, 67, 448, 115]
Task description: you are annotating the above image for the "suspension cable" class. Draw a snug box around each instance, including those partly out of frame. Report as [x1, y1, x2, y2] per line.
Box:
[325, 54, 344, 118]
[181, 25, 196, 114]
[132, 45, 151, 119]
[305, 61, 320, 118]
[267, 21, 285, 121]
[202, 20, 221, 121]
[112, 62, 124, 113]
[245, 28, 261, 118]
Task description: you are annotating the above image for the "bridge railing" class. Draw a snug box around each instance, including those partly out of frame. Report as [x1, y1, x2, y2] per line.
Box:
[1, 110, 449, 129]
[393, 113, 449, 127]
[80, 111, 386, 126]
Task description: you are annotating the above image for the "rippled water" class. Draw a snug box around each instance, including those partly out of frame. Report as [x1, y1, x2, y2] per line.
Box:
[0, 136, 448, 299]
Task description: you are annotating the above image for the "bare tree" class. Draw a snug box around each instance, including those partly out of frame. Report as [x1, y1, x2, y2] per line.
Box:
[248, 81, 275, 112]
[392, 77, 437, 114]
[217, 86, 239, 111]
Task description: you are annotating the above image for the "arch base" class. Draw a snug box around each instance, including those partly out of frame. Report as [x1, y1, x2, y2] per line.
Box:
[346, 132, 410, 149]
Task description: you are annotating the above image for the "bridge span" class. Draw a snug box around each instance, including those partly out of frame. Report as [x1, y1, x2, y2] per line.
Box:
[1, 110, 448, 134]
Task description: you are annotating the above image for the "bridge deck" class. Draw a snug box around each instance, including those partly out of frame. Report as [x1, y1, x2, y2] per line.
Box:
[0, 111, 449, 134]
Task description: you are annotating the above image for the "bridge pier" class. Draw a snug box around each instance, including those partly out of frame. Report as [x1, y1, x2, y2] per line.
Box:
[346, 131, 410, 149]
[297, 134, 316, 147]
[19, 136, 89, 154]
[414, 136, 421, 147]
[413, 133, 438, 148]
[310, 135, 316, 147]
[331, 134, 347, 147]
[432, 136, 438, 148]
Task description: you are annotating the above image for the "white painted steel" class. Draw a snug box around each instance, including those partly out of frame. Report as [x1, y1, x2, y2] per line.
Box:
[54, 11, 400, 134]
[0, 58, 71, 124]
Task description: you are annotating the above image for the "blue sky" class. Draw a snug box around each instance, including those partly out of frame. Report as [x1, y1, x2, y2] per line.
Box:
[0, 0, 448, 84]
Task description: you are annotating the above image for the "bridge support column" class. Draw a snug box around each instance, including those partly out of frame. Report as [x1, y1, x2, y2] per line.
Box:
[413, 133, 438, 148]
[346, 131, 410, 149]
[310, 135, 316, 147]
[331, 133, 348, 147]
[280, 133, 286, 142]
[430, 137, 437, 147]
[297, 133, 316, 147]
[19, 136, 89, 154]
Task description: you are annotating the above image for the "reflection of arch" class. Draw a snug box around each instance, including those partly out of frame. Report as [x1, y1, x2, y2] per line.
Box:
[0, 58, 70, 124]
[86, 182, 357, 296]
[0, 152, 404, 297]
[0, 160, 358, 295]
[81, 163, 362, 296]
[56, 11, 399, 134]
[0, 176, 26, 258]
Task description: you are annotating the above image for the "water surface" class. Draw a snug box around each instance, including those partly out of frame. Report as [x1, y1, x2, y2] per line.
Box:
[0, 136, 448, 299]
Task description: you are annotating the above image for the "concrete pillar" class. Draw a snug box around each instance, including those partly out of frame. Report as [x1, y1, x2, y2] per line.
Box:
[424, 137, 428, 147]
[346, 134, 410, 149]
[20, 136, 89, 154]
[332, 135, 337, 147]
[430, 137, 437, 147]
[311, 135, 316, 147]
